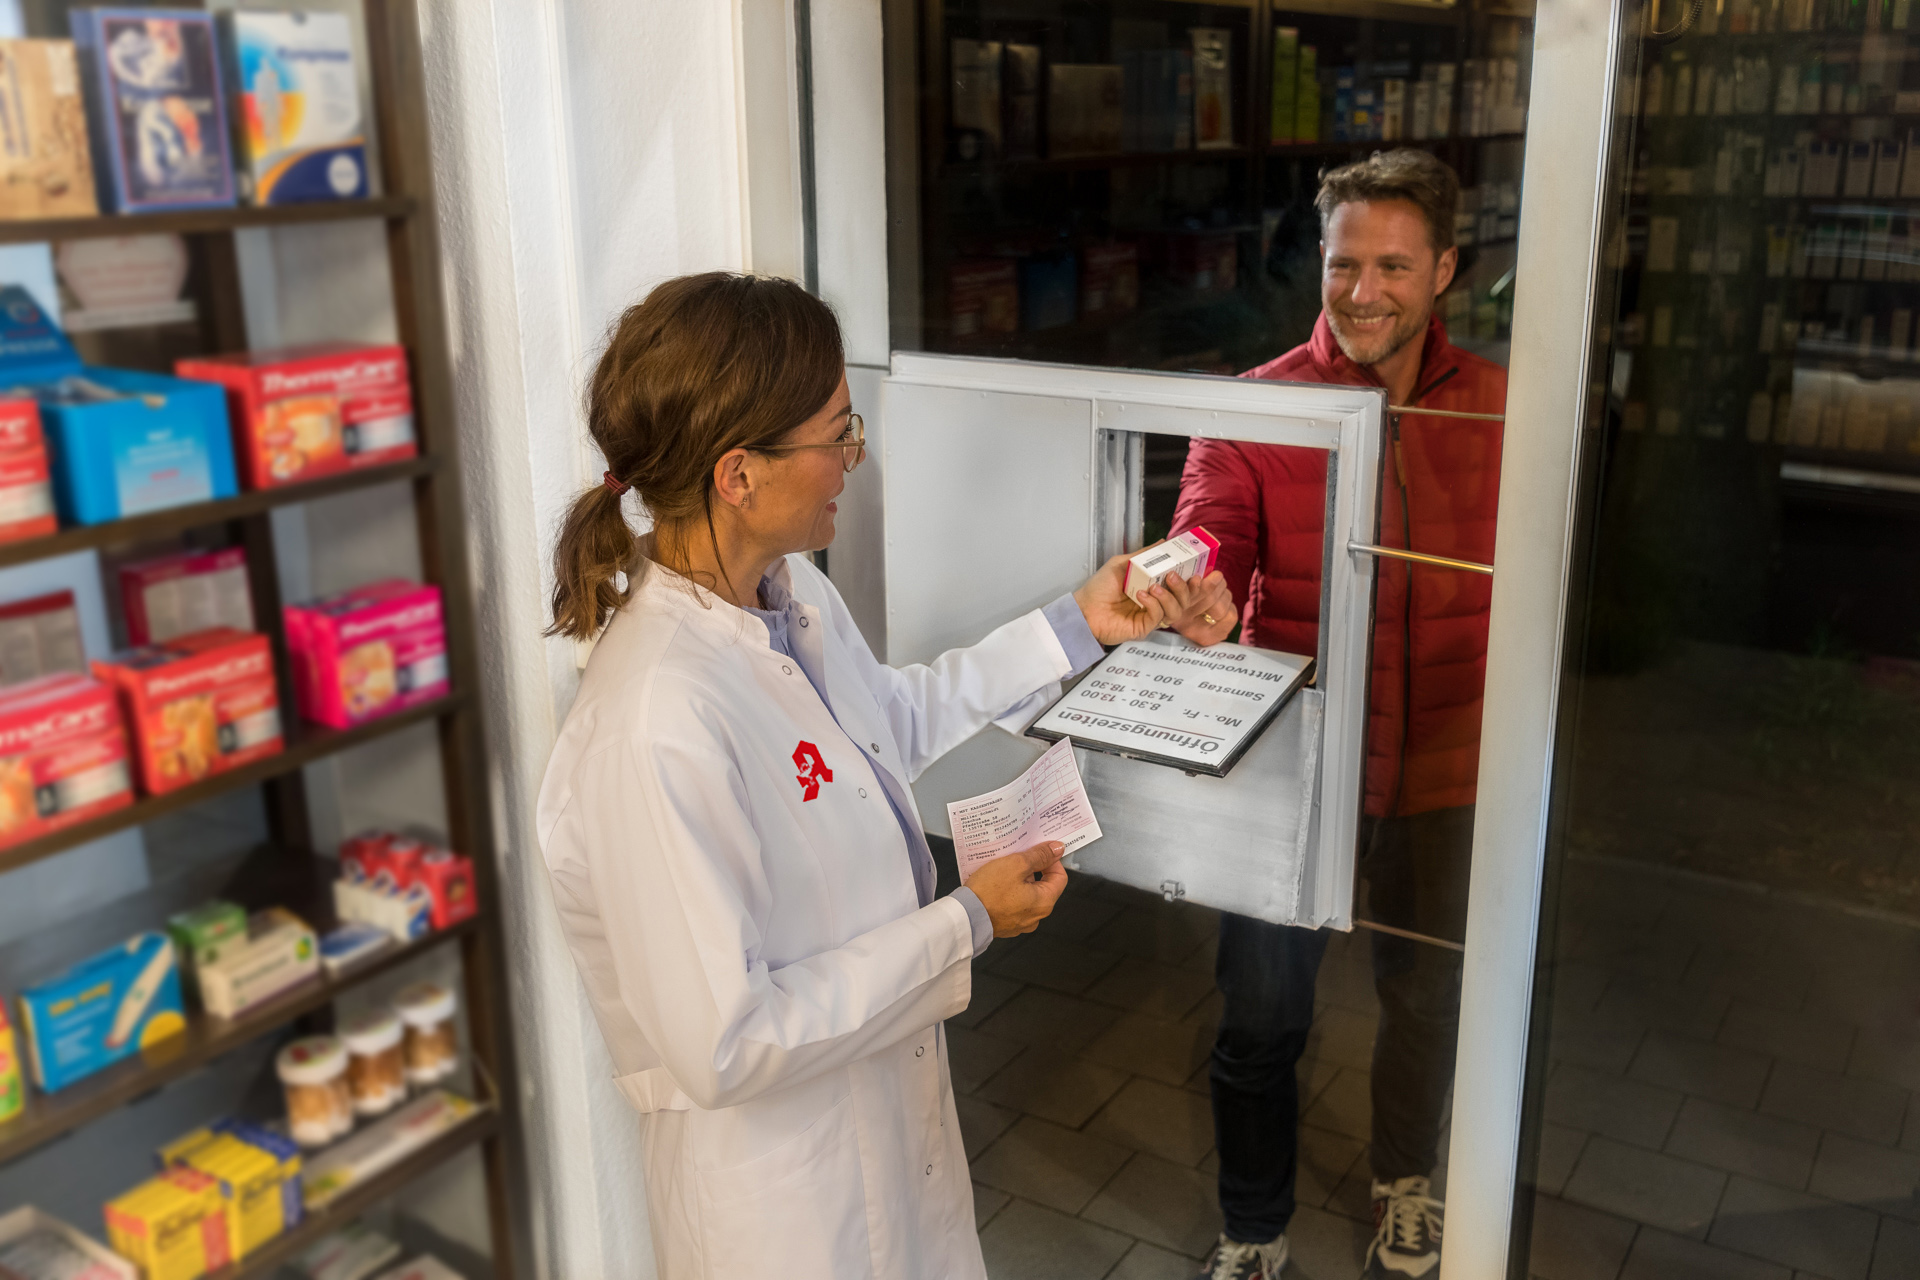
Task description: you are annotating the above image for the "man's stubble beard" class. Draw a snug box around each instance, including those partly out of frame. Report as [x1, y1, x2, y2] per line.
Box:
[1327, 302, 1430, 369]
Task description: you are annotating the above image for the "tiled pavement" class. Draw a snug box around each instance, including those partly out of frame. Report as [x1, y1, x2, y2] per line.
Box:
[958, 858, 1920, 1280]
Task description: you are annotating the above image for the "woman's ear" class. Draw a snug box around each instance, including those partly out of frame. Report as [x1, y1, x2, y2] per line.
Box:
[712, 448, 754, 510]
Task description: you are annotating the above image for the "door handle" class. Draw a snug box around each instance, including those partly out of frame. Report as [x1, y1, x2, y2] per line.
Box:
[1348, 541, 1494, 576]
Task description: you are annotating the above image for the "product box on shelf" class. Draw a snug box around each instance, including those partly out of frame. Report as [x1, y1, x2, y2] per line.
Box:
[337, 831, 476, 933]
[160, 1130, 290, 1261]
[1047, 63, 1122, 157]
[220, 10, 367, 205]
[18, 931, 185, 1093]
[1017, 253, 1077, 331]
[1150, 230, 1238, 294]
[162, 1120, 304, 1229]
[948, 38, 1001, 161]
[119, 546, 254, 647]
[0, 589, 85, 685]
[947, 259, 1019, 339]
[103, 1166, 231, 1280]
[164, 898, 243, 997]
[1120, 49, 1192, 153]
[195, 906, 319, 1018]
[0, 672, 135, 849]
[1294, 45, 1320, 143]
[0, 398, 57, 544]
[0, 286, 237, 525]
[0, 40, 100, 219]
[1079, 242, 1139, 318]
[283, 580, 447, 729]
[175, 343, 416, 491]
[302, 1090, 479, 1210]
[0, 1000, 20, 1122]
[0, 1206, 137, 1280]
[69, 8, 236, 213]
[1270, 28, 1298, 143]
[1189, 29, 1233, 149]
[334, 865, 430, 942]
[93, 626, 282, 796]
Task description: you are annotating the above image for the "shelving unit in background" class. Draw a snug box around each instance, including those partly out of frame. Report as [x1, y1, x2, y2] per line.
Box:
[901, 0, 1534, 379]
[895, 0, 1533, 534]
[0, 2, 522, 1275]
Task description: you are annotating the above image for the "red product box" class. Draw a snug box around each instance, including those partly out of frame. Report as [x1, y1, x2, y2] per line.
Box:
[92, 628, 283, 796]
[284, 580, 449, 729]
[0, 590, 85, 686]
[175, 344, 417, 491]
[336, 831, 477, 931]
[1079, 242, 1140, 318]
[119, 546, 255, 647]
[0, 398, 57, 543]
[0, 673, 134, 848]
[948, 259, 1020, 339]
[416, 849, 477, 928]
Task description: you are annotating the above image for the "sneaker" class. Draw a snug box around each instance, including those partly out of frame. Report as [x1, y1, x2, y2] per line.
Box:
[1192, 1231, 1289, 1280]
[1364, 1176, 1443, 1278]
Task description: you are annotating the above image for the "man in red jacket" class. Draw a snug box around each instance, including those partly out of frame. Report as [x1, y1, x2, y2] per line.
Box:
[1172, 150, 1506, 1280]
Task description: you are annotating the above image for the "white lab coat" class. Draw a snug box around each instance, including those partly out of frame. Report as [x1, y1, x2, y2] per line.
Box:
[536, 553, 1075, 1280]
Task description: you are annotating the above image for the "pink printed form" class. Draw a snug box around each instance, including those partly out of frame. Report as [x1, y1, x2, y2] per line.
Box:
[946, 736, 1103, 879]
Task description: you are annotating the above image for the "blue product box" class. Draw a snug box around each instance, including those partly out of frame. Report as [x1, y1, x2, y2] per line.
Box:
[19, 931, 187, 1093]
[1019, 253, 1078, 331]
[214, 1118, 305, 1226]
[0, 287, 237, 524]
[70, 7, 237, 212]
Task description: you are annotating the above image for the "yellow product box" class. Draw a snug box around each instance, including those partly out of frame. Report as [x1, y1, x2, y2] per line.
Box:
[0, 999, 22, 1123]
[174, 1134, 286, 1261]
[104, 1167, 231, 1280]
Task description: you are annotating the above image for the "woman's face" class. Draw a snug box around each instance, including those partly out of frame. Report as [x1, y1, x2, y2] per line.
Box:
[750, 371, 854, 554]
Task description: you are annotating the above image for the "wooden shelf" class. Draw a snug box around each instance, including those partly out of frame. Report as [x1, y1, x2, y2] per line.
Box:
[1275, 0, 1462, 26]
[0, 456, 438, 571]
[0, 694, 468, 879]
[0, 917, 477, 1167]
[0, 197, 417, 246]
[938, 133, 1519, 181]
[213, 1107, 498, 1280]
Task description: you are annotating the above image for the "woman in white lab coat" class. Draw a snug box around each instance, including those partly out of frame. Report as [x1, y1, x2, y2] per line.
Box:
[536, 273, 1228, 1280]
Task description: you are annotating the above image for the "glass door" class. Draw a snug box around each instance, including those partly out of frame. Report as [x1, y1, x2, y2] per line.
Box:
[861, 2, 1589, 1276]
[1509, 0, 1920, 1276]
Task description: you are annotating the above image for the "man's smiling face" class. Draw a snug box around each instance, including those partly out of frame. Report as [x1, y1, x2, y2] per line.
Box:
[1321, 199, 1458, 368]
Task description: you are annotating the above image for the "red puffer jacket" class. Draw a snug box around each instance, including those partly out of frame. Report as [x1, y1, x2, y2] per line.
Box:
[1171, 313, 1506, 817]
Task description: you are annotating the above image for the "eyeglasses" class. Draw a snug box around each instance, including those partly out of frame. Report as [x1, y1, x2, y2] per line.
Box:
[752, 413, 866, 473]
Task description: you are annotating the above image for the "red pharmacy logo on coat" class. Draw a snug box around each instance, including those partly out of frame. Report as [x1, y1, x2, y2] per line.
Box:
[793, 740, 833, 801]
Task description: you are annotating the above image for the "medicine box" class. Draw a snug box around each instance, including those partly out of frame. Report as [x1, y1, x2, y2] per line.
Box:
[196, 906, 319, 1018]
[1123, 527, 1220, 607]
[221, 11, 367, 205]
[119, 546, 255, 646]
[158, 1120, 303, 1231]
[18, 931, 185, 1093]
[70, 8, 236, 213]
[948, 259, 1019, 339]
[0, 286, 237, 525]
[0, 589, 85, 685]
[162, 1132, 289, 1260]
[284, 580, 448, 728]
[176, 344, 416, 490]
[0, 673, 134, 850]
[0, 1205, 138, 1280]
[103, 1167, 231, 1280]
[0, 40, 99, 219]
[1079, 242, 1139, 318]
[93, 626, 283, 796]
[0, 1001, 20, 1123]
[165, 899, 244, 1001]
[0, 398, 57, 544]
[334, 864, 431, 941]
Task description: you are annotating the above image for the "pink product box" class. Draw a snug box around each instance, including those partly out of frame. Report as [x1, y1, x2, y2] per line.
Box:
[284, 580, 448, 728]
[1123, 527, 1220, 607]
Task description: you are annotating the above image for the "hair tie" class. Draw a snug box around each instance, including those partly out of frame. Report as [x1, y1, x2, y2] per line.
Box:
[603, 470, 630, 496]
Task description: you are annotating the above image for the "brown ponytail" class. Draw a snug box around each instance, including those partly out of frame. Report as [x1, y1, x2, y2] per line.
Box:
[546, 273, 844, 640]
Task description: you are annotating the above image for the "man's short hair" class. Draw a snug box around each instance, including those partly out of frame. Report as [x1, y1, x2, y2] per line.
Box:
[1315, 149, 1460, 257]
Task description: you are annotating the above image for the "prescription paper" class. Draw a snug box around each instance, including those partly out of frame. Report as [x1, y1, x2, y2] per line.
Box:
[947, 736, 1102, 878]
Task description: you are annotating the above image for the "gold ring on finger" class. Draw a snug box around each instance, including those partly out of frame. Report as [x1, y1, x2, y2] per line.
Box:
[1204, 613, 1218, 626]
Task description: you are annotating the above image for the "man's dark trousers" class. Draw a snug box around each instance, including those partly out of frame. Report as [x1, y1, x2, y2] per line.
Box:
[1209, 805, 1475, 1242]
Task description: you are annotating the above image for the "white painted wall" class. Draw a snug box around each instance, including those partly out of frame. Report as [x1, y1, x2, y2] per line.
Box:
[412, 0, 801, 1274]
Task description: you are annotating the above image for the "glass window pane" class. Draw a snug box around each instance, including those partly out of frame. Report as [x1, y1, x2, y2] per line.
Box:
[1519, 3, 1920, 1277]
[887, 2, 1534, 1270]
